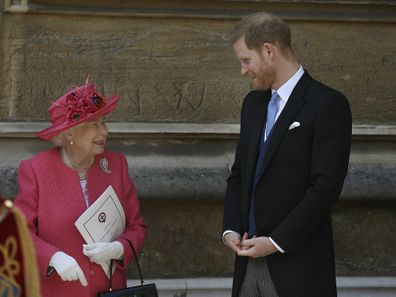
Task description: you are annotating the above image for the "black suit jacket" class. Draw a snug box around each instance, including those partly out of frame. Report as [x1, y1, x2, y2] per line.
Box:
[223, 72, 352, 297]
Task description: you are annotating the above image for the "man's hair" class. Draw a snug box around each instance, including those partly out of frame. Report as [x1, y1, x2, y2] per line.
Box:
[229, 12, 292, 52]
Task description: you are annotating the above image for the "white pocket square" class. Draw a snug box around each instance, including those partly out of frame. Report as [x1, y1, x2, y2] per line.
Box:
[288, 121, 300, 130]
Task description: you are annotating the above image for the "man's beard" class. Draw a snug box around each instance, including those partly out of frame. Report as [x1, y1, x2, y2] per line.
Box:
[251, 66, 275, 91]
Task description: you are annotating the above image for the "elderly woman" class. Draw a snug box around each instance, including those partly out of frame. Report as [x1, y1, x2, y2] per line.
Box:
[15, 82, 147, 297]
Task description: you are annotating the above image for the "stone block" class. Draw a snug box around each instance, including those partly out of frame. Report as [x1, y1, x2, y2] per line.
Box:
[134, 198, 233, 278]
[1, 13, 247, 122]
[130, 200, 396, 278]
[0, 133, 395, 201]
[334, 202, 396, 276]
[1, 12, 395, 125]
[291, 21, 396, 125]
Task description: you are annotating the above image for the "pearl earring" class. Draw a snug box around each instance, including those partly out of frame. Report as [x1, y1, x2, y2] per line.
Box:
[70, 140, 74, 145]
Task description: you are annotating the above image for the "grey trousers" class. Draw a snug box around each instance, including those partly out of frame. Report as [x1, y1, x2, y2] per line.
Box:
[239, 257, 279, 297]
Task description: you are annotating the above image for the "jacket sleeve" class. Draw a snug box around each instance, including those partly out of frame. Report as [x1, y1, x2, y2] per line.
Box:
[270, 92, 352, 254]
[222, 97, 250, 235]
[115, 153, 147, 270]
[14, 160, 61, 276]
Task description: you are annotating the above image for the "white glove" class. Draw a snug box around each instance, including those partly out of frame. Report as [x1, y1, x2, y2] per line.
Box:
[83, 241, 124, 265]
[49, 251, 87, 286]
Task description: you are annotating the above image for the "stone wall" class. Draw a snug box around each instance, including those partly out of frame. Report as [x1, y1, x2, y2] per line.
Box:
[1, 0, 395, 279]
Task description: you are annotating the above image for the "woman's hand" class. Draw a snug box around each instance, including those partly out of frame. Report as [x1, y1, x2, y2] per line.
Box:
[49, 251, 87, 286]
[83, 241, 124, 265]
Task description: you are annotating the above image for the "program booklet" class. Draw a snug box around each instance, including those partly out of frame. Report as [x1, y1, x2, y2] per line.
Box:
[75, 185, 126, 278]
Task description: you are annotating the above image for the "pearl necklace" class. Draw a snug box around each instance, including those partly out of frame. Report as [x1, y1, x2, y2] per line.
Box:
[60, 148, 95, 180]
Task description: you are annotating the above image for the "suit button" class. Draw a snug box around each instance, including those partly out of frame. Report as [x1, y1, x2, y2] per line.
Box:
[90, 270, 95, 276]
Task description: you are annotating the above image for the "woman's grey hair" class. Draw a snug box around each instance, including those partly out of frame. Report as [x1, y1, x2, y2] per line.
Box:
[50, 131, 69, 147]
[49, 119, 98, 147]
[229, 12, 292, 52]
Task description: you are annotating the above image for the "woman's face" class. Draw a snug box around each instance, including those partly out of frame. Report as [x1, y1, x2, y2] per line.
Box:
[69, 117, 108, 158]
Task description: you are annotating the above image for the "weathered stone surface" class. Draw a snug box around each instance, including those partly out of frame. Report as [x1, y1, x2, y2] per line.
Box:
[1, 135, 395, 200]
[135, 199, 232, 278]
[291, 21, 396, 125]
[0, 165, 17, 198]
[334, 202, 396, 276]
[1, 13, 247, 122]
[5, 0, 396, 23]
[1, 13, 395, 124]
[343, 163, 396, 200]
[129, 200, 396, 278]
[1, 136, 395, 201]
[0, 3, 7, 120]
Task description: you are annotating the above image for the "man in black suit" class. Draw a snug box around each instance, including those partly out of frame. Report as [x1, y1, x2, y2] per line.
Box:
[222, 12, 352, 297]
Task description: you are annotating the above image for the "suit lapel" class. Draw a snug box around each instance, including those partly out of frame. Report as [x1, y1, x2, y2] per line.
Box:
[244, 90, 271, 200]
[257, 72, 313, 179]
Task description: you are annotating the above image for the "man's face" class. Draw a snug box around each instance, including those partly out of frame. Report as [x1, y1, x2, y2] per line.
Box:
[233, 37, 275, 91]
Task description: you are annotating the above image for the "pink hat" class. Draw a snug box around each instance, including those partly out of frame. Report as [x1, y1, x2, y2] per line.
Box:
[36, 83, 120, 140]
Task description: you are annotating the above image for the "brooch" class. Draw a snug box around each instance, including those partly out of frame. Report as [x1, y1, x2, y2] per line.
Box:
[100, 158, 112, 174]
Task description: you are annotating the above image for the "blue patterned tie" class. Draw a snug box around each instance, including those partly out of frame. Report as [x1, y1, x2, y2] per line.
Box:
[248, 91, 280, 237]
[265, 92, 280, 140]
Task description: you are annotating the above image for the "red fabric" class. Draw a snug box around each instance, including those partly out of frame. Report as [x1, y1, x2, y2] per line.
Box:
[0, 201, 26, 297]
[0, 198, 40, 297]
[15, 148, 147, 297]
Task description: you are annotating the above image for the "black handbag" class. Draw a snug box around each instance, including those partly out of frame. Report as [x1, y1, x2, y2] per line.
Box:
[98, 239, 158, 297]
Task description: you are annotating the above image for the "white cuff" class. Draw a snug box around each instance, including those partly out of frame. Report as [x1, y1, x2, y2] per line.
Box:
[222, 230, 241, 244]
[269, 237, 285, 253]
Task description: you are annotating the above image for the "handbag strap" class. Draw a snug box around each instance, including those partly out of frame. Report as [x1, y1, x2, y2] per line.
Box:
[108, 239, 144, 291]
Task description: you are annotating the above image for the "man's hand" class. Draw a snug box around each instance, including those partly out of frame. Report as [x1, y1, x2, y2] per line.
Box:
[237, 235, 278, 258]
[224, 232, 243, 253]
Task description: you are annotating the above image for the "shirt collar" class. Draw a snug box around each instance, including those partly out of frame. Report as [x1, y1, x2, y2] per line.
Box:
[272, 65, 304, 104]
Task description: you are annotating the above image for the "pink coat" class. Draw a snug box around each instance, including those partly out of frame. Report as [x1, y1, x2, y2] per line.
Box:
[15, 148, 147, 297]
